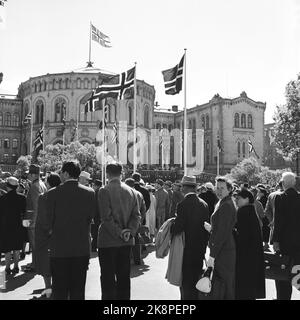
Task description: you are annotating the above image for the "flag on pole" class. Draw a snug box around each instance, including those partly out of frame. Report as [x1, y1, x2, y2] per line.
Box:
[84, 67, 135, 113]
[112, 122, 118, 144]
[248, 139, 260, 159]
[23, 111, 32, 125]
[91, 23, 112, 48]
[162, 54, 184, 95]
[34, 126, 43, 150]
[217, 134, 223, 152]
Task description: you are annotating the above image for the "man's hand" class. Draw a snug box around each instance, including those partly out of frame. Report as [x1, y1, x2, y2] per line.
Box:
[121, 229, 131, 242]
[204, 222, 212, 233]
[273, 242, 280, 253]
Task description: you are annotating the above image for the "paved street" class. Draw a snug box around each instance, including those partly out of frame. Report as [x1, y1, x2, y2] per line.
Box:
[1, 246, 300, 300]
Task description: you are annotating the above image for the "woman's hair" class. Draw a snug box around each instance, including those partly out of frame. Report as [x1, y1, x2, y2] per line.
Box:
[235, 188, 255, 204]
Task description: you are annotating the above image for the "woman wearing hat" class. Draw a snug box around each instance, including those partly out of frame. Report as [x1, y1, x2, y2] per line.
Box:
[0, 177, 26, 275]
[234, 188, 265, 300]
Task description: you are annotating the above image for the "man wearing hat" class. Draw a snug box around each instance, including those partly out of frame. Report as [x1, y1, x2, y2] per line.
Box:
[171, 176, 210, 300]
[79, 171, 92, 187]
[154, 179, 169, 230]
[23, 164, 47, 272]
[0, 177, 26, 275]
[164, 181, 173, 220]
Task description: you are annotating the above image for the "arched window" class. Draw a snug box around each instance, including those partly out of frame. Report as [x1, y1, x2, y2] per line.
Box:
[77, 78, 81, 89]
[59, 79, 63, 89]
[192, 119, 196, 130]
[248, 114, 253, 129]
[54, 97, 66, 122]
[4, 138, 10, 148]
[206, 115, 209, 129]
[237, 142, 241, 157]
[84, 79, 88, 89]
[24, 102, 29, 116]
[43, 81, 47, 91]
[65, 78, 69, 89]
[241, 114, 246, 128]
[234, 113, 239, 128]
[35, 100, 44, 124]
[128, 105, 133, 125]
[156, 123, 161, 130]
[34, 83, 37, 93]
[242, 142, 246, 157]
[0, 112, 3, 126]
[91, 78, 96, 89]
[52, 79, 56, 90]
[12, 113, 20, 127]
[189, 119, 192, 129]
[4, 112, 11, 126]
[144, 105, 149, 128]
[201, 115, 205, 129]
[12, 139, 18, 149]
[38, 82, 42, 92]
[168, 124, 173, 131]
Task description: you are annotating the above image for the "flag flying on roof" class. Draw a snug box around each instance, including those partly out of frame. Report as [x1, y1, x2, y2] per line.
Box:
[34, 126, 43, 150]
[162, 54, 184, 95]
[248, 139, 259, 159]
[217, 134, 223, 152]
[84, 67, 135, 113]
[91, 23, 112, 48]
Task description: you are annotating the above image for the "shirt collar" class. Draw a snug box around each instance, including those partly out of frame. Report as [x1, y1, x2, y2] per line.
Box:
[184, 192, 197, 198]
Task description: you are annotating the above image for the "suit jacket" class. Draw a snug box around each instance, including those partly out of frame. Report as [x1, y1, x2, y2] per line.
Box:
[134, 183, 150, 211]
[97, 179, 141, 248]
[171, 193, 209, 263]
[199, 190, 218, 217]
[45, 180, 95, 258]
[170, 190, 184, 218]
[155, 187, 169, 219]
[273, 188, 300, 256]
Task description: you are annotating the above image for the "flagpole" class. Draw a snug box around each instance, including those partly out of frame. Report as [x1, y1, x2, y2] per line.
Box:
[30, 103, 33, 155]
[102, 101, 106, 186]
[183, 49, 187, 175]
[133, 62, 137, 173]
[217, 149, 220, 176]
[42, 103, 45, 152]
[89, 21, 92, 65]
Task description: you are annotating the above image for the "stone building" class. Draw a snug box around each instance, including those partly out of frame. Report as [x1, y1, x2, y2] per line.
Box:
[153, 92, 266, 174]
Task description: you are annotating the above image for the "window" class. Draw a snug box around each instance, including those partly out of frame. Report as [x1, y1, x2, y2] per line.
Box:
[206, 115, 209, 129]
[156, 123, 161, 130]
[52, 79, 56, 90]
[59, 79, 63, 89]
[4, 112, 11, 126]
[201, 115, 205, 129]
[65, 78, 69, 89]
[248, 114, 253, 129]
[0, 139, 2, 148]
[43, 81, 47, 91]
[162, 123, 167, 129]
[237, 142, 241, 157]
[24, 102, 29, 116]
[4, 154, 9, 163]
[168, 124, 173, 131]
[54, 97, 67, 122]
[4, 139, 10, 149]
[206, 140, 210, 164]
[39, 82, 42, 92]
[188, 119, 192, 129]
[192, 119, 196, 131]
[12, 154, 18, 163]
[12, 113, 20, 127]
[128, 105, 133, 125]
[241, 114, 246, 128]
[77, 78, 81, 89]
[12, 139, 18, 149]
[144, 106, 149, 128]
[0, 112, 3, 126]
[35, 100, 44, 124]
[242, 142, 246, 157]
[84, 79, 88, 89]
[234, 113, 239, 128]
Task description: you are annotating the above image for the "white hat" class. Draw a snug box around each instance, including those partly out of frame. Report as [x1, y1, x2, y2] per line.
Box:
[205, 182, 214, 190]
[79, 171, 91, 180]
[6, 176, 19, 187]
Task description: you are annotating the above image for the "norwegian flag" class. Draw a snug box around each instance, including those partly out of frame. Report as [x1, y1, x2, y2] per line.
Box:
[84, 67, 135, 113]
[112, 122, 118, 144]
[248, 139, 260, 159]
[23, 111, 32, 125]
[34, 126, 43, 150]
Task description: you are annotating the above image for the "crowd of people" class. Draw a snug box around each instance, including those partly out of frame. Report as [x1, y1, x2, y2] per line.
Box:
[0, 161, 299, 300]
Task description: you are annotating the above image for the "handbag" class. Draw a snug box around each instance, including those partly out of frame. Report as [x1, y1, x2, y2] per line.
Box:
[137, 225, 152, 245]
[197, 268, 225, 300]
[264, 251, 292, 281]
[196, 267, 213, 293]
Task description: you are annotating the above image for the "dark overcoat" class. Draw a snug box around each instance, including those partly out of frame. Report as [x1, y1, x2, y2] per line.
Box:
[0, 190, 26, 252]
[171, 193, 209, 300]
[235, 204, 266, 300]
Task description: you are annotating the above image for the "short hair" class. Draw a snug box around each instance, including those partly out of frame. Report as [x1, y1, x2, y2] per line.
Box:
[235, 188, 255, 204]
[47, 172, 61, 188]
[125, 178, 135, 188]
[282, 172, 296, 188]
[106, 163, 122, 177]
[132, 172, 141, 182]
[61, 161, 81, 179]
[215, 176, 233, 191]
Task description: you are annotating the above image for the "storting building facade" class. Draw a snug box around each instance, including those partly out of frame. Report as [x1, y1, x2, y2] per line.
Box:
[0, 66, 266, 175]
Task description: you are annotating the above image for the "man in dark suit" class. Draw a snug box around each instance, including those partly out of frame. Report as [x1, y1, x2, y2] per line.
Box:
[45, 161, 95, 300]
[132, 172, 150, 214]
[171, 176, 210, 300]
[273, 172, 300, 300]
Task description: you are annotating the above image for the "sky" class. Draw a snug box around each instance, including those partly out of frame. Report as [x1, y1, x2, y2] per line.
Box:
[1, 0, 300, 124]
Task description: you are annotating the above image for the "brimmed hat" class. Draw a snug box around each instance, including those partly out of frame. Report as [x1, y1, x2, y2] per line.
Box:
[155, 179, 164, 186]
[26, 164, 40, 175]
[6, 176, 19, 188]
[79, 171, 92, 180]
[205, 182, 214, 190]
[181, 175, 197, 187]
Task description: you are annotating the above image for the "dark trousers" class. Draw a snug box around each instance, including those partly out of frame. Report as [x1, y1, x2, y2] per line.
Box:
[28, 227, 35, 267]
[50, 256, 89, 300]
[91, 223, 99, 252]
[132, 235, 141, 264]
[98, 246, 131, 300]
[275, 280, 293, 300]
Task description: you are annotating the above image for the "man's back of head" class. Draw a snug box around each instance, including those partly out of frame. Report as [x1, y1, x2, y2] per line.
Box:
[282, 172, 296, 191]
[106, 163, 122, 180]
[132, 172, 141, 183]
[125, 178, 135, 188]
[61, 161, 81, 181]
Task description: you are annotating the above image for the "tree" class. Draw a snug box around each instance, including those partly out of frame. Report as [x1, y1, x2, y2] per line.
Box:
[15, 155, 32, 178]
[273, 75, 300, 163]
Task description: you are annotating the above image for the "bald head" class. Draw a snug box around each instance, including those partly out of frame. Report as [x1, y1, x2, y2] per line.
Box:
[282, 172, 296, 190]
